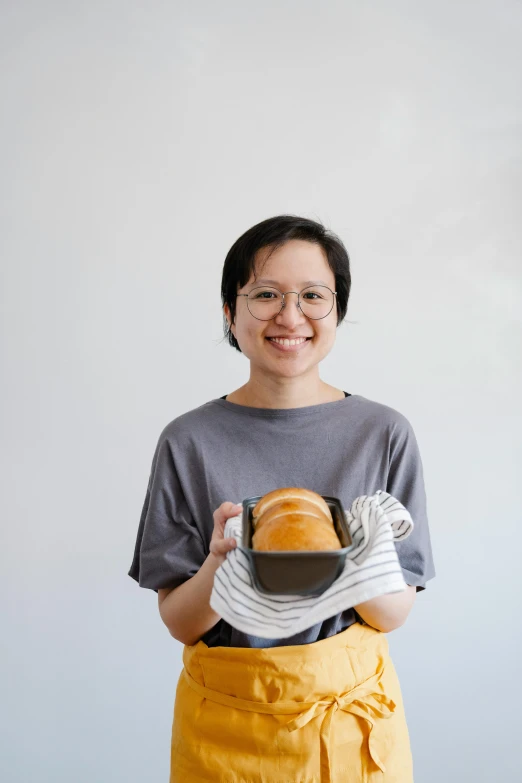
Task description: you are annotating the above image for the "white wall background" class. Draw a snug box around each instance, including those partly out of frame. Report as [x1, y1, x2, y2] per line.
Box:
[2, 1, 521, 781]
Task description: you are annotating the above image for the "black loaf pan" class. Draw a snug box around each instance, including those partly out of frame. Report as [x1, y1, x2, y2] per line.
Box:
[239, 495, 354, 596]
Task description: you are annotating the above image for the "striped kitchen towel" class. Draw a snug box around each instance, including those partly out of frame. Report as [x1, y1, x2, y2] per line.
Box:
[209, 490, 414, 639]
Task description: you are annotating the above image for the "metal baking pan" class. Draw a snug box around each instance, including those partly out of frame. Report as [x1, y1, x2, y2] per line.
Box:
[238, 494, 354, 596]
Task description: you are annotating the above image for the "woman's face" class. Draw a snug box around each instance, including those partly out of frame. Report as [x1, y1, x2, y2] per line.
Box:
[224, 239, 338, 380]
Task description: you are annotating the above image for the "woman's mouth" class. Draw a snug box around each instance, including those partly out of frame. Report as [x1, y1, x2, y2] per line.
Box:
[265, 337, 312, 352]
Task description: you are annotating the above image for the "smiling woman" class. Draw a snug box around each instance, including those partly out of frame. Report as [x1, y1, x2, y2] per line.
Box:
[129, 214, 435, 782]
[221, 219, 351, 408]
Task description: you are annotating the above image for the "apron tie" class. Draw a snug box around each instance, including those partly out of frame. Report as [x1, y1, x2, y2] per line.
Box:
[284, 669, 396, 781]
[182, 666, 395, 782]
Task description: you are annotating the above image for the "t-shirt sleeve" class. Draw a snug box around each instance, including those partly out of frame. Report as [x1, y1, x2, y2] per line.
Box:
[128, 433, 207, 593]
[386, 416, 435, 591]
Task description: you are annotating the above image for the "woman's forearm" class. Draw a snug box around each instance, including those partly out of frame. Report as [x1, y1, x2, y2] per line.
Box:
[354, 585, 417, 633]
[158, 553, 223, 646]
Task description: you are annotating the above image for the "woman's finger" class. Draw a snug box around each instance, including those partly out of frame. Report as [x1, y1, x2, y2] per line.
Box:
[213, 502, 243, 530]
[210, 537, 237, 557]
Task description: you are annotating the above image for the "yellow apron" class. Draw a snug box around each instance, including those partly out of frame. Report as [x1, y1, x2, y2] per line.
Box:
[170, 622, 413, 782]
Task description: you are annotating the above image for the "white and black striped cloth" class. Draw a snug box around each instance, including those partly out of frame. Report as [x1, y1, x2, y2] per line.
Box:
[209, 490, 414, 639]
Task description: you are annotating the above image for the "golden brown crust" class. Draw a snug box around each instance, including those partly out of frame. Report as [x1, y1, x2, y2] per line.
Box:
[253, 499, 333, 532]
[250, 487, 341, 552]
[252, 487, 332, 527]
[252, 514, 342, 551]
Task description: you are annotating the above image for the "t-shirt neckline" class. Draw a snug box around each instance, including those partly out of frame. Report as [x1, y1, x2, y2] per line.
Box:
[211, 392, 354, 418]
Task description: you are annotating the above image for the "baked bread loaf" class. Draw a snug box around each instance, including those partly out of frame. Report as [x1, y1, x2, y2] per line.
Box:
[251, 487, 342, 552]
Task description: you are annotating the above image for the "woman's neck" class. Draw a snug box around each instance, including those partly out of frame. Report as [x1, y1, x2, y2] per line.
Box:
[225, 379, 345, 409]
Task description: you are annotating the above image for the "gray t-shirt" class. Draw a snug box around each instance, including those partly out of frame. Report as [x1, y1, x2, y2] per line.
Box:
[128, 392, 435, 648]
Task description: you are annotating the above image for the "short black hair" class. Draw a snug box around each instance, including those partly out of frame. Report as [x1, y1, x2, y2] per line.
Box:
[221, 214, 352, 353]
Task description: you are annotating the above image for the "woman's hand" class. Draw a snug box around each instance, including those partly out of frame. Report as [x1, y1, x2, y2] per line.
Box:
[209, 502, 242, 566]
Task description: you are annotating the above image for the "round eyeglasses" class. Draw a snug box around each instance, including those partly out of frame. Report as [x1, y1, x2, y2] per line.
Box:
[237, 285, 337, 321]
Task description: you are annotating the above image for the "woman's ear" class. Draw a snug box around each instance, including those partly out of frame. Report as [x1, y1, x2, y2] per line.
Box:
[223, 303, 235, 335]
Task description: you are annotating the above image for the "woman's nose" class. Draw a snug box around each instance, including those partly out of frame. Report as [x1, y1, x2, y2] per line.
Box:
[275, 293, 307, 326]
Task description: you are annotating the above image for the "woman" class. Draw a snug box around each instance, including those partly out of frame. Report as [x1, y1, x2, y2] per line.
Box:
[129, 215, 435, 782]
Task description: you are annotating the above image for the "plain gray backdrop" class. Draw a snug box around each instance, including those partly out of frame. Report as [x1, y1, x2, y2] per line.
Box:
[1, 1, 521, 781]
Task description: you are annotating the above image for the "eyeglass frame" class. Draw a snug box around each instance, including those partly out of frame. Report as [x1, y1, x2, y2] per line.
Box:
[236, 284, 337, 321]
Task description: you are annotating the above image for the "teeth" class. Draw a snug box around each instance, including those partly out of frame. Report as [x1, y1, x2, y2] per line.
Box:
[269, 337, 307, 346]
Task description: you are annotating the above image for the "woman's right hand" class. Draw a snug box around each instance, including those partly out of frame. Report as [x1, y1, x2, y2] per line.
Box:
[209, 502, 242, 566]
